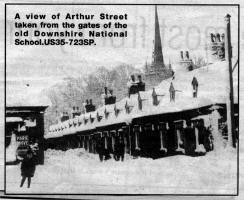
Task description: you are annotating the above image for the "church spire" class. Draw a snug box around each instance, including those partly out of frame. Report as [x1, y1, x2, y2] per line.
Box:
[153, 5, 165, 67]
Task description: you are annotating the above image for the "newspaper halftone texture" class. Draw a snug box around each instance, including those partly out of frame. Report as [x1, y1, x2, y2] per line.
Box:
[5, 4, 238, 195]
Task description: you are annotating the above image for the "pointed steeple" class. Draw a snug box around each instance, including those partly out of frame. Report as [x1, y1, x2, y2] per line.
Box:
[144, 6, 173, 87]
[153, 6, 165, 67]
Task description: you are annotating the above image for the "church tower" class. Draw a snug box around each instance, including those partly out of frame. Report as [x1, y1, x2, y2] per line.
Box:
[152, 5, 165, 67]
[145, 6, 172, 88]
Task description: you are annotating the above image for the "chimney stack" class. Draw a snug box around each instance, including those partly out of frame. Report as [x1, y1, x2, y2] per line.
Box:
[85, 99, 96, 113]
[137, 75, 145, 91]
[104, 88, 116, 105]
[61, 111, 69, 122]
[179, 51, 193, 71]
[72, 106, 81, 118]
[209, 32, 226, 61]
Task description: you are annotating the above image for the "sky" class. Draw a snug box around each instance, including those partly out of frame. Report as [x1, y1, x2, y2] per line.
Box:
[5, 5, 239, 106]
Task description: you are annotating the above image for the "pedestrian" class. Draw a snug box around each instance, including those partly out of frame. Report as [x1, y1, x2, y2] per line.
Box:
[192, 76, 198, 98]
[169, 82, 175, 102]
[116, 136, 125, 161]
[113, 135, 119, 161]
[96, 136, 104, 162]
[197, 121, 205, 147]
[183, 121, 196, 156]
[20, 146, 36, 188]
[103, 134, 111, 160]
[166, 122, 176, 155]
[198, 123, 212, 152]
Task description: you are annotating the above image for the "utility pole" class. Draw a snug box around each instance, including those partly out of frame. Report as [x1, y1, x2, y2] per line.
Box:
[225, 14, 236, 148]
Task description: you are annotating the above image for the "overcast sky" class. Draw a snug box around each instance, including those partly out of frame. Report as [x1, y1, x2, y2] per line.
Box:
[5, 5, 238, 106]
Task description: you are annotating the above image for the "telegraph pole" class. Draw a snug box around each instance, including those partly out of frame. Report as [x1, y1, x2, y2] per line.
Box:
[225, 14, 236, 148]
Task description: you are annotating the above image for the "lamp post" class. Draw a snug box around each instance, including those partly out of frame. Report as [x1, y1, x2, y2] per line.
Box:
[225, 14, 235, 148]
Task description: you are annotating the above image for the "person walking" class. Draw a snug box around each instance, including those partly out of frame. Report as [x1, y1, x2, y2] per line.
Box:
[20, 147, 36, 188]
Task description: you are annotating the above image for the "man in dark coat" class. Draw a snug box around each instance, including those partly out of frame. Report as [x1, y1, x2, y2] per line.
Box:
[113, 135, 119, 161]
[96, 137, 105, 162]
[103, 135, 111, 160]
[198, 121, 212, 152]
[20, 147, 36, 188]
[166, 122, 176, 155]
[197, 121, 205, 146]
[115, 136, 125, 161]
[183, 121, 196, 156]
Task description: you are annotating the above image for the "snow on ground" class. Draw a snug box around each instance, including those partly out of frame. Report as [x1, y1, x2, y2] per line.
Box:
[6, 147, 237, 194]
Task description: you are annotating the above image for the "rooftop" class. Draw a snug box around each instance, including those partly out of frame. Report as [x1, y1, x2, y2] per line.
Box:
[45, 60, 238, 139]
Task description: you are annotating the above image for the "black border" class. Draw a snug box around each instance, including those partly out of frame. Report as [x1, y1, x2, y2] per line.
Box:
[3, 2, 240, 197]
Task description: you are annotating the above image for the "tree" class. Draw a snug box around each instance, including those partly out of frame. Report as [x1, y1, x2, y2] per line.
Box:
[44, 64, 140, 128]
[193, 56, 207, 68]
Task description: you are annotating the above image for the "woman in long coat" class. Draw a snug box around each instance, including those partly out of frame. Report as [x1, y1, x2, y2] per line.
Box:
[20, 147, 36, 188]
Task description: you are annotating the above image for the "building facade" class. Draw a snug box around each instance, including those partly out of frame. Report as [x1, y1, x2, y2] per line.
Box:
[6, 106, 48, 164]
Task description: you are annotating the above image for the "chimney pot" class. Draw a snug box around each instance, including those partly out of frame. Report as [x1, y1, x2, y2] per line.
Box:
[185, 51, 189, 59]
[138, 75, 142, 82]
[104, 87, 108, 95]
[221, 33, 225, 41]
[152, 88, 158, 106]
[210, 33, 216, 42]
[216, 33, 221, 42]
[180, 51, 184, 60]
